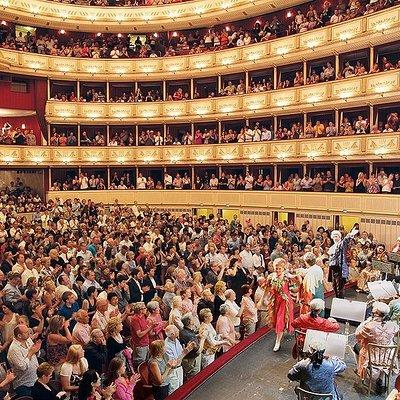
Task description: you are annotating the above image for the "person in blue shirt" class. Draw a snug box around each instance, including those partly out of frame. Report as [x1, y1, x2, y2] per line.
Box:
[288, 340, 346, 400]
[58, 291, 79, 329]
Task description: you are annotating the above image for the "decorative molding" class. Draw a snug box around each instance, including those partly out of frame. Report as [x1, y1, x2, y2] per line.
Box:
[0, 8, 399, 80]
[0, 134, 397, 166]
[0, 0, 307, 33]
[45, 71, 400, 123]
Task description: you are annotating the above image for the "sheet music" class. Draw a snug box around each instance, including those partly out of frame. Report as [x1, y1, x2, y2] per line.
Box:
[303, 329, 347, 359]
[368, 280, 398, 300]
[330, 298, 367, 322]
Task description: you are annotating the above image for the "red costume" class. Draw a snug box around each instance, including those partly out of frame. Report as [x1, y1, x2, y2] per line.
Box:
[291, 313, 340, 358]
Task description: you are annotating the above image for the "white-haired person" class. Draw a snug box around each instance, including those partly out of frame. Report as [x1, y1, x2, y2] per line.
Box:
[164, 325, 195, 394]
[288, 339, 346, 400]
[298, 252, 324, 315]
[216, 304, 237, 352]
[355, 301, 399, 393]
[291, 299, 340, 359]
[328, 227, 358, 298]
[259, 258, 297, 351]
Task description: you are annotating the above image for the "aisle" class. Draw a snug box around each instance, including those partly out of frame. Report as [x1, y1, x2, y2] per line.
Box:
[186, 291, 388, 400]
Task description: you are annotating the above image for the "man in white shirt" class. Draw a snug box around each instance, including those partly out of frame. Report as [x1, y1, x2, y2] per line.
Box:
[21, 258, 39, 287]
[261, 127, 272, 141]
[240, 243, 254, 273]
[244, 126, 254, 141]
[143, 235, 154, 253]
[137, 173, 146, 189]
[300, 174, 314, 191]
[8, 324, 41, 397]
[76, 243, 93, 264]
[252, 246, 266, 272]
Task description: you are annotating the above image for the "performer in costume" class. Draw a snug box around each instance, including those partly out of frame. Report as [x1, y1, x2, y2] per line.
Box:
[328, 227, 358, 298]
[298, 253, 324, 315]
[260, 258, 297, 352]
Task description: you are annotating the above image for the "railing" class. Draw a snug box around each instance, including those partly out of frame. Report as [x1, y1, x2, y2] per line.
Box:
[1, 133, 399, 165]
[45, 71, 400, 123]
[45, 190, 400, 217]
[0, 0, 306, 32]
[1, 7, 399, 80]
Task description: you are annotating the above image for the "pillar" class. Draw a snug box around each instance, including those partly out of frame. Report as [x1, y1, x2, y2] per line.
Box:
[77, 81, 80, 101]
[218, 75, 222, 93]
[191, 166, 195, 189]
[334, 163, 339, 183]
[245, 71, 249, 92]
[106, 125, 110, 146]
[163, 81, 167, 101]
[190, 79, 194, 99]
[273, 66, 277, 90]
[47, 78, 51, 100]
[135, 125, 139, 146]
[218, 121, 222, 143]
[335, 109, 339, 131]
[369, 46, 374, 70]
[273, 164, 278, 183]
[106, 82, 110, 102]
[335, 55, 340, 78]
[303, 60, 307, 82]
[77, 125, 81, 146]
[107, 166, 110, 188]
[370, 105, 374, 129]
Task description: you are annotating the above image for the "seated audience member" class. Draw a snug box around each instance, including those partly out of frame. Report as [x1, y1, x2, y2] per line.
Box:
[32, 362, 59, 400]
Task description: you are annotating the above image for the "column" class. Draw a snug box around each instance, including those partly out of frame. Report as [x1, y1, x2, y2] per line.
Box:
[191, 166, 195, 189]
[190, 79, 194, 99]
[273, 164, 278, 183]
[302, 163, 307, 176]
[77, 81, 80, 101]
[48, 167, 52, 190]
[218, 75, 222, 93]
[273, 66, 277, 90]
[369, 46, 374, 71]
[335, 109, 339, 131]
[334, 163, 339, 184]
[218, 165, 222, 179]
[370, 105, 374, 129]
[303, 112, 307, 132]
[191, 123, 195, 138]
[273, 116, 278, 134]
[47, 124, 51, 145]
[303, 61, 307, 82]
[335, 55, 340, 77]
[245, 71, 249, 92]
[134, 82, 138, 93]
[106, 125, 110, 146]
[163, 124, 167, 144]
[107, 167, 110, 188]
[368, 161, 373, 177]
[47, 78, 51, 100]
[77, 125, 81, 146]
[218, 121, 222, 143]
[106, 82, 110, 102]
[135, 125, 139, 146]
[163, 81, 167, 101]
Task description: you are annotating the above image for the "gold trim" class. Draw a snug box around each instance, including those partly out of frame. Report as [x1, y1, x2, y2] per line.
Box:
[45, 71, 400, 123]
[2, 133, 399, 166]
[0, 0, 306, 33]
[0, 7, 399, 80]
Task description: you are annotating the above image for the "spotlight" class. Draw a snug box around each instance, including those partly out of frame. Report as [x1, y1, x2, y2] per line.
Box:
[286, 11, 293, 18]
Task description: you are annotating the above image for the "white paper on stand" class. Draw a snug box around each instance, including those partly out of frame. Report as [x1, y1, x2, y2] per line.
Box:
[303, 329, 347, 359]
[367, 280, 398, 300]
[330, 298, 367, 323]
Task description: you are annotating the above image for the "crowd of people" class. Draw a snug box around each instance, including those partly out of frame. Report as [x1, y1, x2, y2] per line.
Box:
[48, 167, 400, 194]
[53, 0, 186, 6]
[0, 179, 43, 213]
[0, 0, 394, 59]
[0, 123, 38, 146]
[0, 193, 397, 399]
[46, 111, 399, 148]
[48, 53, 400, 104]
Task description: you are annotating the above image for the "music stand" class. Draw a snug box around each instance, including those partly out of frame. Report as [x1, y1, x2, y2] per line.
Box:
[330, 298, 367, 362]
[367, 280, 398, 301]
[371, 259, 395, 280]
[303, 329, 347, 359]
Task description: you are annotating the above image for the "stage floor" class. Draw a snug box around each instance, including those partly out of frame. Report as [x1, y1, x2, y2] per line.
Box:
[187, 290, 389, 400]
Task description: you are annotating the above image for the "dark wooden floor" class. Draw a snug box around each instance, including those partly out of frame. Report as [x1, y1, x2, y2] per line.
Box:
[187, 290, 390, 400]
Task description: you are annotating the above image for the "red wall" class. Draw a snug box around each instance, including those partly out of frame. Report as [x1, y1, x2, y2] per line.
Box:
[0, 78, 47, 144]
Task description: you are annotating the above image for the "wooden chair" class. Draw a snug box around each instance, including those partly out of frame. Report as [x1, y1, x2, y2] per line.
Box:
[135, 361, 154, 400]
[294, 329, 306, 360]
[366, 343, 398, 395]
[295, 386, 333, 400]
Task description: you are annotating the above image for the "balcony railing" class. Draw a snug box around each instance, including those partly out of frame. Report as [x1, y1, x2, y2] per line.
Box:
[1, 7, 399, 80]
[1, 133, 399, 166]
[45, 71, 400, 123]
[0, 0, 304, 32]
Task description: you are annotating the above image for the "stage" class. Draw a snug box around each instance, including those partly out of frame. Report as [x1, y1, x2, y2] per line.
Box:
[186, 290, 389, 400]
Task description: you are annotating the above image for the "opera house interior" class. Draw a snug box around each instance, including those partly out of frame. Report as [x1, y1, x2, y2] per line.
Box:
[1, 0, 400, 398]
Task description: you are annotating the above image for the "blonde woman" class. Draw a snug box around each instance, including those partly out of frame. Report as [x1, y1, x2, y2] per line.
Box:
[214, 281, 226, 320]
[106, 317, 129, 363]
[198, 308, 229, 368]
[168, 296, 183, 330]
[60, 344, 89, 399]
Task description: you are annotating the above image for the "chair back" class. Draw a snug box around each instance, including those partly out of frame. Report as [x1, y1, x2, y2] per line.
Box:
[295, 386, 333, 400]
[294, 329, 306, 360]
[138, 361, 151, 386]
[367, 343, 398, 370]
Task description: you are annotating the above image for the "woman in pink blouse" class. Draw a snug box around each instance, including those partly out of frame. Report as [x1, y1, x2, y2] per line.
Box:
[104, 357, 140, 400]
[238, 285, 258, 338]
[216, 304, 237, 352]
[146, 301, 167, 342]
